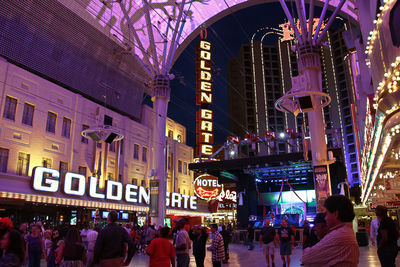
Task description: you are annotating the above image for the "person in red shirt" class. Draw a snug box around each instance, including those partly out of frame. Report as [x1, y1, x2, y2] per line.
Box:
[146, 227, 176, 267]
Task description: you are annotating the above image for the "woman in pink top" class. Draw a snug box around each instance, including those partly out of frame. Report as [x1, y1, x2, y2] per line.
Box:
[146, 227, 176, 267]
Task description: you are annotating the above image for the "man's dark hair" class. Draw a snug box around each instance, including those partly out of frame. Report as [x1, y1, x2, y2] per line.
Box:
[108, 211, 118, 223]
[210, 224, 218, 230]
[160, 227, 170, 238]
[375, 205, 388, 218]
[324, 195, 355, 222]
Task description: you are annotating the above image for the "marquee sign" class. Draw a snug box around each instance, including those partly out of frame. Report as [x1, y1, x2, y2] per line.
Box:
[194, 174, 222, 200]
[193, 174, 237, 203]
[32, 167, 197, 210]
[196, 31, 214, 157]
[279, 18, 326, 42]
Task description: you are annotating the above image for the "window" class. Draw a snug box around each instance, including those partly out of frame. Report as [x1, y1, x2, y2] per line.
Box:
[46, 112, 57, 133]
[59, 161, 68, 178]
[142, 147, 147, 162]
[109, 142, 115, 152]
[42, 157, 52, 179]
[108, 172, 114, 180]
[168, 153, 173, 171]
[0, 148, 9, 172]
[61, 117, 71, 138]
[177, 135, 182, 143]
[178, 160, 182, 173]
[17, 152, 30, 176]
[42, 158, 52, 168]
[131, 178, 138, 185]
[22, 103, 34, 126]
[3, 96, 17, 121]
[183, 162, 188, 175]
[81, 125, 89, 144]
[141, 180, 145, 187]
[168, 130, 173, 138]
[96, 142, 102, 148]
[133, 144, 139, 160]
[78, 166, 87, 177]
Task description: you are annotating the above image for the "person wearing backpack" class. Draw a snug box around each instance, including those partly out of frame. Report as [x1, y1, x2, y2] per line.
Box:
[259, 219, 277, 267]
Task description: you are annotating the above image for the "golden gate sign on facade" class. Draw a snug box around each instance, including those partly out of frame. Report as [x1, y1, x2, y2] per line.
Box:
[196, 34, 214, 156]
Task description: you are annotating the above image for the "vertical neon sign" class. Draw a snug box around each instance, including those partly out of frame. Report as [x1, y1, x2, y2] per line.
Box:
[196, 29, 214, 157]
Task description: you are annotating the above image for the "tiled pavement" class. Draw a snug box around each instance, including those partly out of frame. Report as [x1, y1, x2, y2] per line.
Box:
[129, 243, 400, 267]
[38, 243, 398, 266]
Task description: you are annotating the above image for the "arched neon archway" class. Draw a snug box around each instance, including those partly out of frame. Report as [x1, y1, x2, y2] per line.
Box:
[63, 0, 357, 77]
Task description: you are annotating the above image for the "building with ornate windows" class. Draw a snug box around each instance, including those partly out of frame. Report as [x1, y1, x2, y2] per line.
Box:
[227, 24, 361, 188]
[0, 0, 209, 226]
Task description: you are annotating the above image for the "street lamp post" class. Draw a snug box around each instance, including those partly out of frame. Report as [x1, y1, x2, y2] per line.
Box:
[275, 0, 347, 211]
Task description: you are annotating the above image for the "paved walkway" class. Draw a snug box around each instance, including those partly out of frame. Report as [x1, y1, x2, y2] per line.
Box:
[129, 243, 399, 267]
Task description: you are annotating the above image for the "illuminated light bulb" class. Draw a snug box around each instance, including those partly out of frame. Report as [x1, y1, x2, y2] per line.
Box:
[380, 6, 384, 10]
[384, 73, 389, 77]
[392, 63, 396, 67]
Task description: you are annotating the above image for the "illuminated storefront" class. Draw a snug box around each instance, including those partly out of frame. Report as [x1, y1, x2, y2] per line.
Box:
[359, 0, 400, 209]
[0, 59, 210, 225]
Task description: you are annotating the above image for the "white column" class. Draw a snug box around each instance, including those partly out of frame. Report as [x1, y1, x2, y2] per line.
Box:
[298, 50, 328, 166]
[151, 75, 170, 226]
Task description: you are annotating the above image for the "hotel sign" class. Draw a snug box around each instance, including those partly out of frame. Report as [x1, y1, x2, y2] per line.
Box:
[196, 31, 214, 156]
[193, 174, 237, 203]
[32, 167, 197, 210]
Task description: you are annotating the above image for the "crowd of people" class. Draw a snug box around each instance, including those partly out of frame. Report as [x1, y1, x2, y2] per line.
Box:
[1, 195, 399, 267]
[257, 195, 399, 267]
[0, 211, 234, 267]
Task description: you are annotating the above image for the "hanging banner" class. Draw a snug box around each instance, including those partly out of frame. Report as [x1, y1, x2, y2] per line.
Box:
[314, 165, 331, 212]
[149, 179, 159, 216]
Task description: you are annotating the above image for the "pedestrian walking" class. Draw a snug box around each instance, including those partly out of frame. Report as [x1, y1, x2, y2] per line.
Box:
[0, 230, 26, 267]
[375, 205, 398, 267]
[277, 219, 294, 267]
[93, 211, 135, 267]
[146, 226, 175, 267]
[26, 225, 44, 267]
[44, 230, 54, 267]
[301, 195, 359, 266]
[259, 219, 276, 267]
[173, 218, 191, 267]
[207, 224, 225, 267]
[370, 217, 380, 246]
[85, 227, 98, 267]
[80, 225, 89, 250]
[220, 225, 231, 263]
[188, 225, 208, 267]
[303, 213, 329, 249]
[246, 223, 254, 250]
[144, 225, 155, 247]
[302, 220, 310, 249]
[58, 227, 86, 267]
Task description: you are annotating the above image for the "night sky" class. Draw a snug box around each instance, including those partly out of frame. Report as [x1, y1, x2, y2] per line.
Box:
[167, 2, 333, 148]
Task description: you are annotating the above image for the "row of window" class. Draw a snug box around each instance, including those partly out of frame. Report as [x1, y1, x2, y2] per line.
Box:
[0, 147, 152, 182]
[3, 96, 150, 162]
[3, 96, 72, 138]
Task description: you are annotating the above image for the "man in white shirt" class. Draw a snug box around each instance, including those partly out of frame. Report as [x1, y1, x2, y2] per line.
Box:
[301, 195, 359, 267]
[80, 224, 89, 249]
[174, 218, 191, 267]
[370, 217, 379, 245]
